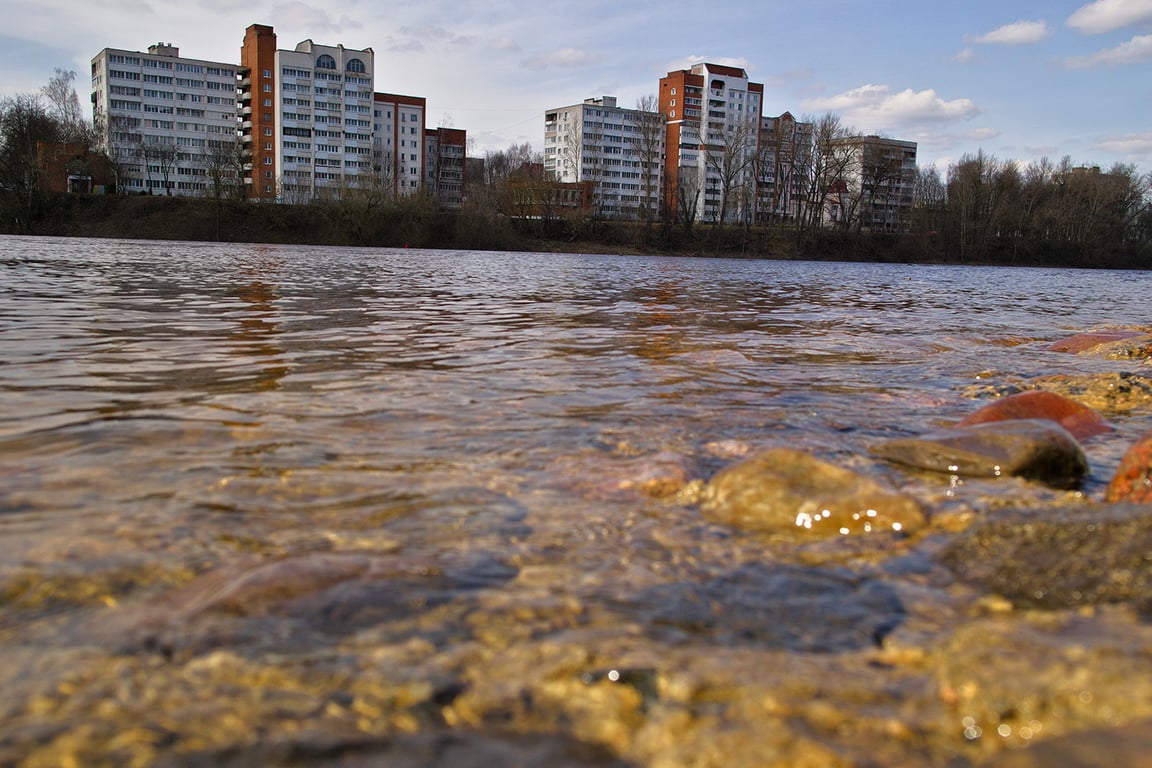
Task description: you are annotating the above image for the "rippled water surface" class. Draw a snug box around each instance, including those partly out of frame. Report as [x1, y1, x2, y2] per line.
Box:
[2, 235, 1150, 766]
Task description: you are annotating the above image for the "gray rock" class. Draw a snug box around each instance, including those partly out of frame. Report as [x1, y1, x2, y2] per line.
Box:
[870, 419, 1089, 489]
[940, 504, 1152, 613]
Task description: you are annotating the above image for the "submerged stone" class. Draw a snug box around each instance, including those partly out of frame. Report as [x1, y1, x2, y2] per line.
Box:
[132, 551, 519, 655]
[939, 504, 1152, 613]
[699, 448, 924, 536]
[956, 390, 1111, 440]
[979, 719, 1152, 767]
[544, 451, 693, 500]
[1048, 329, 1147, 355]
[1106, 432, 1152, 504]
[619, 562, 905, 652]
[871, 419, 1089, 490]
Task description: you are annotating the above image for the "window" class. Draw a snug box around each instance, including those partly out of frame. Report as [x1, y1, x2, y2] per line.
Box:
[263, 83, 271, 92]
[262, 69, 271, 78]
[345, 58, 366, 73]
[263, 157, 272, 165]
[264, 142, 272, 150]
[264, 128, 273, 136]
[263, 98, 271, 107]
[316, 54, 336, 70]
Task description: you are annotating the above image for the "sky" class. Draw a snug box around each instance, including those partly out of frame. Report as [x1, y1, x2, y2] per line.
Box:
[2, 0, 1150, 174]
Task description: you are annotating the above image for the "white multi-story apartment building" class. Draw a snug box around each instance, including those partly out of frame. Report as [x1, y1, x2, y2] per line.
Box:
[543, 96, 664, 220]
[372, 93, 426, 197]
[238, 24, 374, 202]
[659, 63, 764, 224]
[90, 43, 239, 195]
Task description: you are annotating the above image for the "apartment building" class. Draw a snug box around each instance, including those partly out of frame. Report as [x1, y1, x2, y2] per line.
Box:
[372, 93, 426, 197]
[659, 63, 764, 224]
[425, 127, 467, 208]
[824, 136, 918, 233]
[238, 24, 375, 202]
[757, 112, 812, 224]
[90, 43, 240, 195]
[543, 96, 664, 220]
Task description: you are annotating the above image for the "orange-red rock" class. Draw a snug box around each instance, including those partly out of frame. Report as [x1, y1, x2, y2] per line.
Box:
[956, 390, 1111, 440]
[1106, 432, 1152, 504]
[1048, 330, 1143, 354]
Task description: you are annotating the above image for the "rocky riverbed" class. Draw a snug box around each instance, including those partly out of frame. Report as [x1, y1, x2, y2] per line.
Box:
[1, 324, 1150, 768]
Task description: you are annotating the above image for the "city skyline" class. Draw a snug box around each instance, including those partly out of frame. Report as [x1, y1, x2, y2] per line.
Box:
[2, 0, 1150, 173]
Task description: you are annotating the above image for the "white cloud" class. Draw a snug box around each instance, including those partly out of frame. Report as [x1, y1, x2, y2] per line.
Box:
[802, 84, 980, 134]
[523, 47, 601, 69]
[272, 1, 362, 35]
[1067, 0, 1152, 34]
[952, 47, 976, 63]
[1065, 33, 1152, 66]
[966, 20, 1052, 45]
[1095, 131, 1152, 159]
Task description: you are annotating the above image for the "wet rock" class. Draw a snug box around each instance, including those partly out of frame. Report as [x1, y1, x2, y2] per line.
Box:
[545, 451, 693, 500]
[1106, 432, 1152, 504]
[1029, 373, 1152, 414]
[133, 551, 518, 655]
[871, 419, 1089, 490]
[618, 562, 904, 652]
[152, 730, 637, 768]
[699, 448, 924, 536]
[1048, 329, 1148, 355]
[979, 719, 1152, 767]
[939, 504, 1152, 612]
[956, 390, 1111, 441]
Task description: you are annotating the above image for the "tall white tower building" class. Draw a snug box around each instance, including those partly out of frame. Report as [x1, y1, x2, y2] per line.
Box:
[91, 43, 239, 195]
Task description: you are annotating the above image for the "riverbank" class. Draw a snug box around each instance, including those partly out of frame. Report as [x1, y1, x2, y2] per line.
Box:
[3, 191, 1149, 269]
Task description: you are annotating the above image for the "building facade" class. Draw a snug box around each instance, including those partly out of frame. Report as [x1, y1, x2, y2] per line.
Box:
[91, 43, 240, 195]
[543, 96, 664, 221]
[756, 112, 812, 225]
[372, 92, 426, 198]
[238, 25, 375, 202]
[425, 127, 467, 208]
[823, 136, 918, 233]
[659, 63, 764, 224]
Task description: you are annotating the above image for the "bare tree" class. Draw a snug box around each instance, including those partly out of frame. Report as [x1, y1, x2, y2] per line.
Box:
[633, 95, 665, 229]
[703, 112, 759, 225]
[142, 137, 180, 196]
[203, 138, 247, 203]
[41, 69, 91, 145]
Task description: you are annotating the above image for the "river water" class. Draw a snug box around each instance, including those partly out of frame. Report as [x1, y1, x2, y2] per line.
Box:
[1, 235, 1150, 766]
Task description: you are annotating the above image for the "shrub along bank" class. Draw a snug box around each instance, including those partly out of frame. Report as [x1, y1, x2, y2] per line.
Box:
[2, 191, 1149, 269]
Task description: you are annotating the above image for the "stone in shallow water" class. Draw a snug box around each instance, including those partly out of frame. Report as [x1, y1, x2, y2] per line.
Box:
[618, 562, 904, 652]
[132, 551, 519, 655]
[151, 730, 636, 768]
[939, 504, 1152, 613]
[1047, 329, 1147, 355]
[699, 448, 924, 536]
[956, 390, 1111, 440]
[870, 419, 1089, 490]
[978, 719, 1152, 767]
[544, 451, 693, 500]
[1106, 432, 1152, 504]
